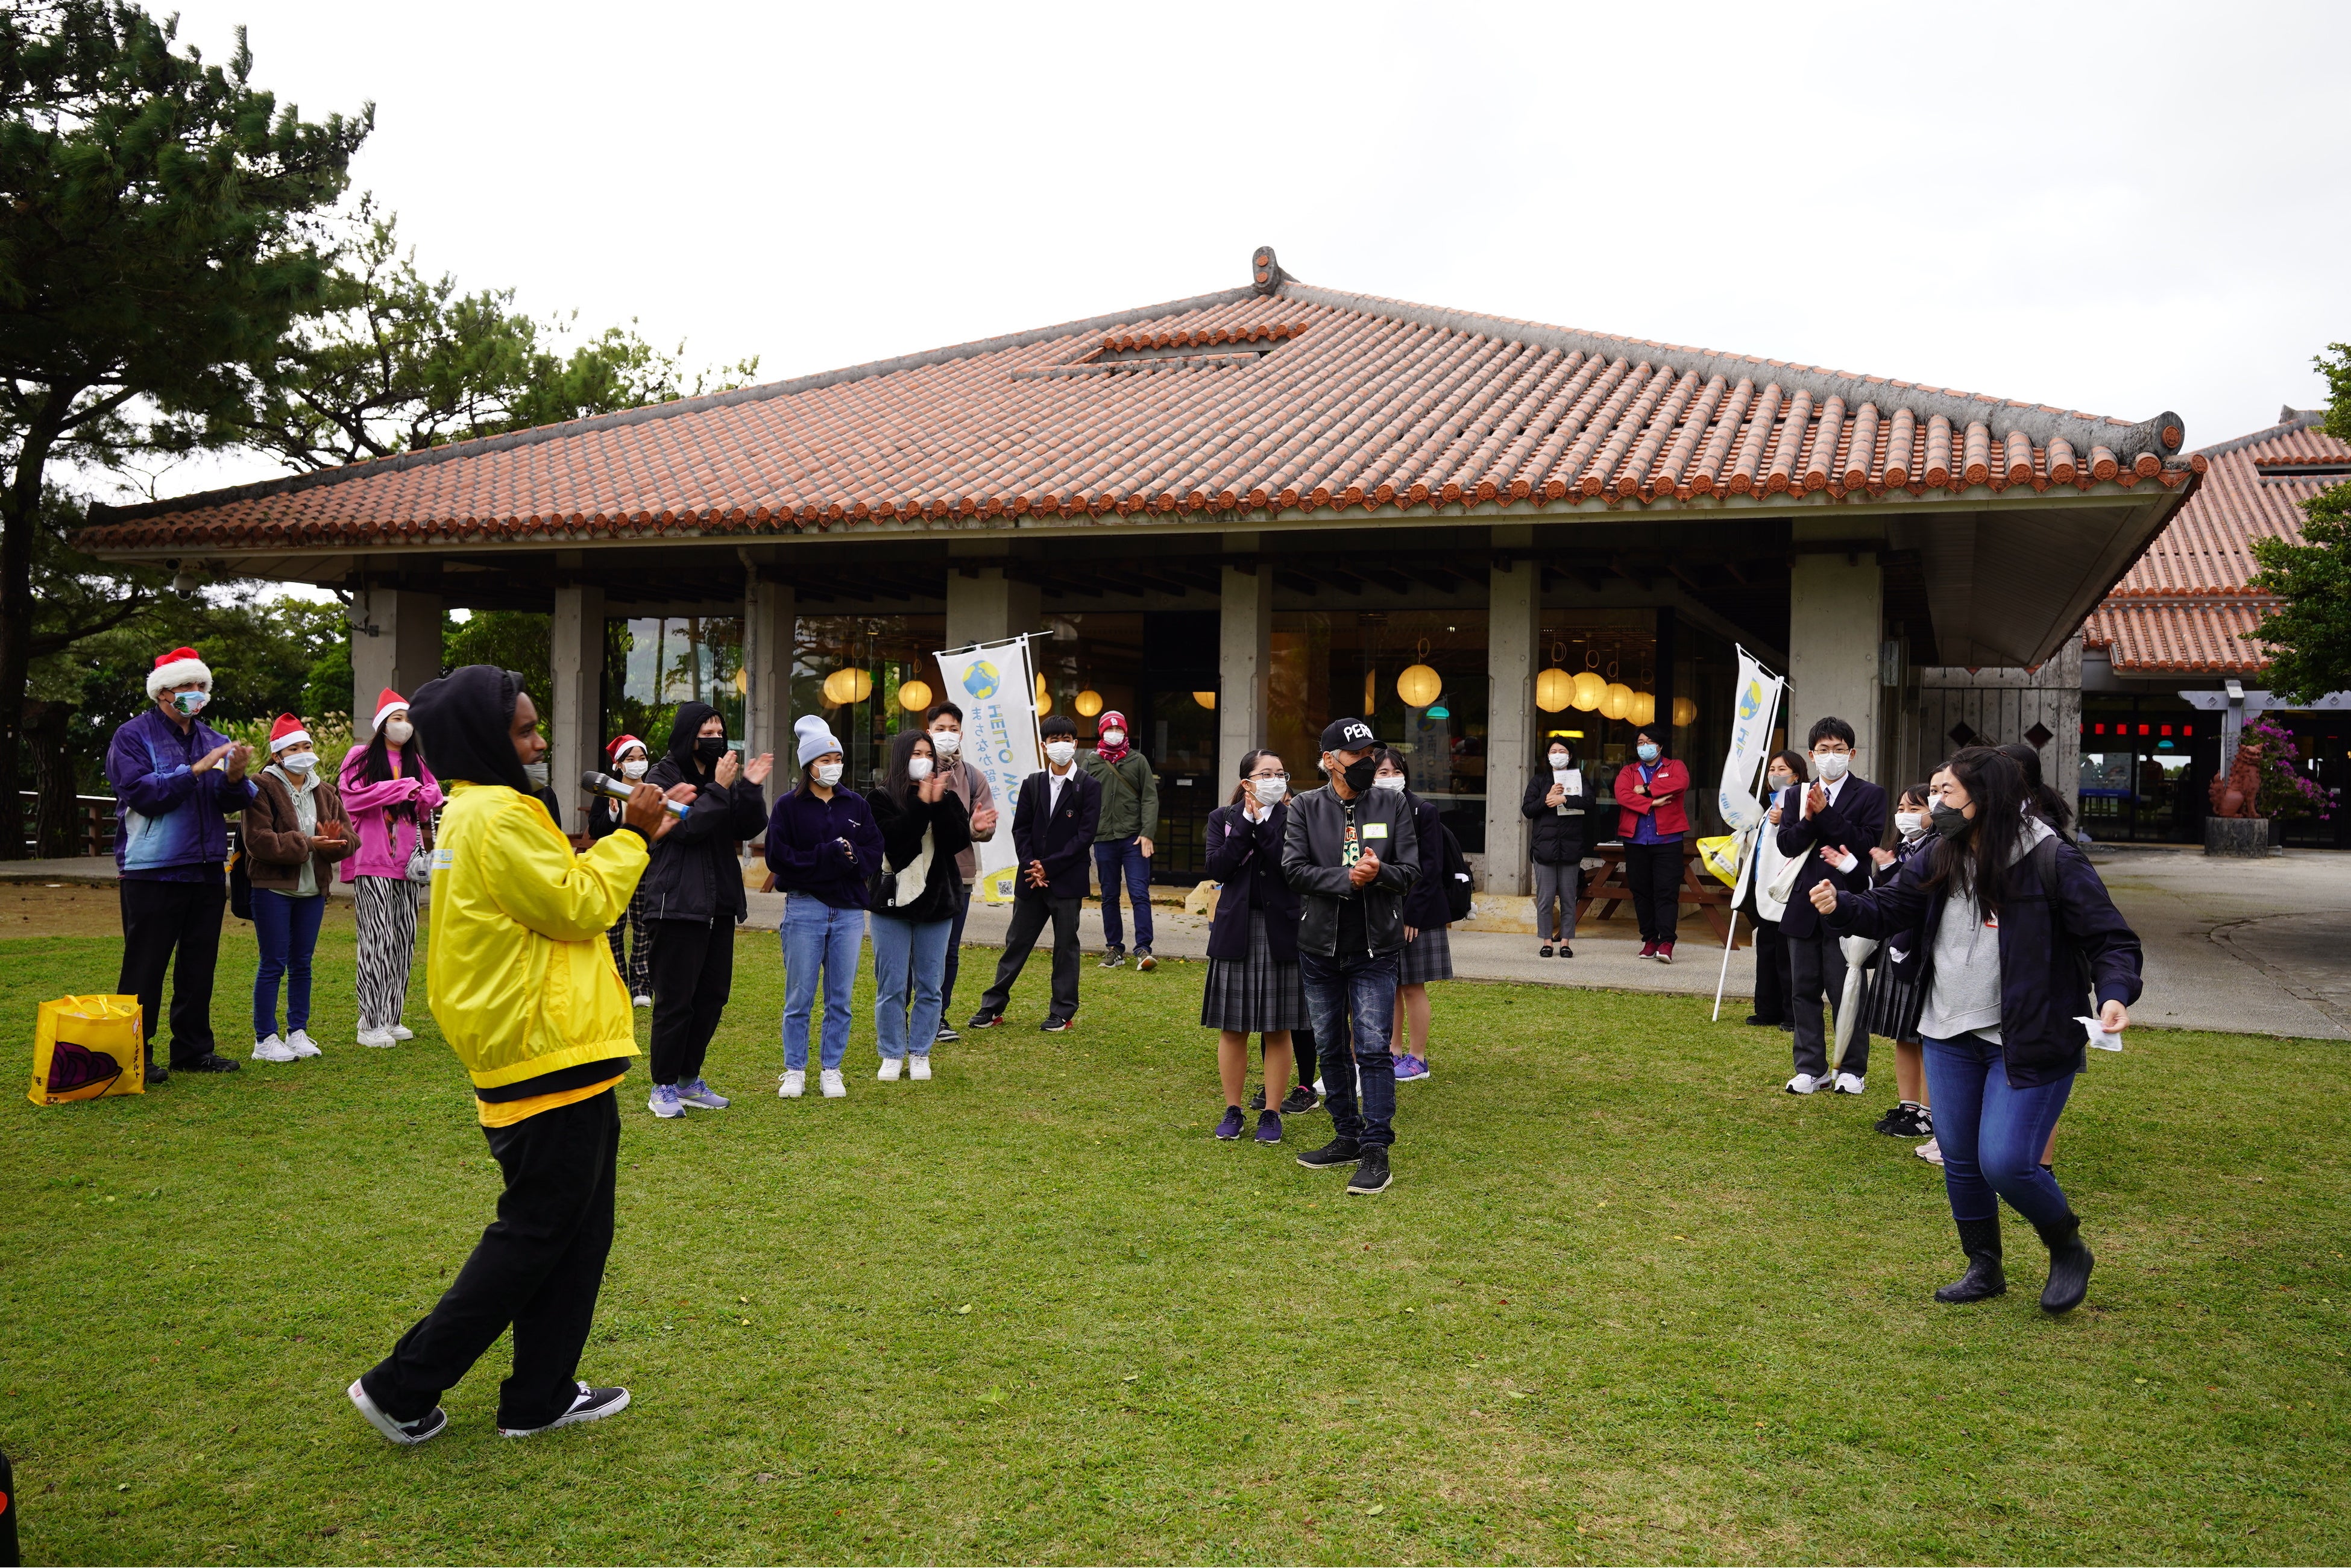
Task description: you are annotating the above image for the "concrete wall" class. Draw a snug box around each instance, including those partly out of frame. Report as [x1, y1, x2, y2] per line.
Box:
[549, 584, 605, 836]
[1787, 551, 1885, 781]
[1217, 562, 1272, 793]
[348, 587, 443, 735]
[1485, 553, 1540, 895]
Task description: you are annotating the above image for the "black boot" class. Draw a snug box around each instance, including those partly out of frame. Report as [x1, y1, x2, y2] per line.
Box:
[2035, 1209, 2094, 1314]
[1934, 1215, 2007, 1303]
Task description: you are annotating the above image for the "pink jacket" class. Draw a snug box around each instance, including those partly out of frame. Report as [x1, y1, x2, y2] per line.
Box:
[337, 745, 444, 881]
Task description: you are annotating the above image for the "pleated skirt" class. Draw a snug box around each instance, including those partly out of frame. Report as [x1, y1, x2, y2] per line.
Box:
[1862, 957, 1926, 1043]
[1397, 922, 1455, 985]
[1200, 910, 1309, 1032]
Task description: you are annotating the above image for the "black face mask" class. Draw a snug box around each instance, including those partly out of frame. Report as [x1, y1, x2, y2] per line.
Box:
[1929, 801, 1971, 840]
[694, 736, 728, 765]
[1340, 756, 1377, 794]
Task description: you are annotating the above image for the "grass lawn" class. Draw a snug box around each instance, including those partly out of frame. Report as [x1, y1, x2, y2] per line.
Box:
[1, 893, 2347, 1566]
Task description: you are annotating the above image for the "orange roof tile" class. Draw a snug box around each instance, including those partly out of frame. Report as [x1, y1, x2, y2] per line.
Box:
[78, 271, 2204, 552]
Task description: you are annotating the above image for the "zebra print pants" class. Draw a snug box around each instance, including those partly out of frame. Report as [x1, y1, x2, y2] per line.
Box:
[354, 875, 424, 1032]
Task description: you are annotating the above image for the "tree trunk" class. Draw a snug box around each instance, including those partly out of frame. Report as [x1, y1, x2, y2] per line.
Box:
[25, 701, 83, 857]
[0, 402, 69, 861]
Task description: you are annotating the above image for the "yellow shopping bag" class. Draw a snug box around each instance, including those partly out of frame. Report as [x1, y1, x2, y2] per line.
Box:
[1696, 833, 1743, 889]
[28, 995, 144, 1106]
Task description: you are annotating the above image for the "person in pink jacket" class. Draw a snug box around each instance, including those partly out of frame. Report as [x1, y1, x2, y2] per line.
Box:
[339, 688, 444, 1047]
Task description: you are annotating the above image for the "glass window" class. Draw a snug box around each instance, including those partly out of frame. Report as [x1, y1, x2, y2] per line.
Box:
[609, 616, 743, 754]
[792, 615, 946, 792]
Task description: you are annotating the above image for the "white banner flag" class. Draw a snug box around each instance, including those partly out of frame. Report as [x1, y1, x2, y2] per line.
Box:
[931, 635, 1041, 905]
[1717, 646, 1785, 836]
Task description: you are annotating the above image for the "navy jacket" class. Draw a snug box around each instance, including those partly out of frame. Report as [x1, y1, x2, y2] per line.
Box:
[1011, 767, 1101, 902]
[107, 707, 257, 880]
[1823, 837, 2143, 1087]
[1399, 792, 1452, 930]
[765, 786, 885, 908]
[1775, 775, 1887, 940]
[1203, 800, 1300, 962]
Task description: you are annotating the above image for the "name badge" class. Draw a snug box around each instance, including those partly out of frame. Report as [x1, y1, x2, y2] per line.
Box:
[1362, 822, 1390, 840]
[430, 845, 454, 871]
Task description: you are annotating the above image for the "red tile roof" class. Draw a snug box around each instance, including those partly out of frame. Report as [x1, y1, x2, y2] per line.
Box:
[79, 272, 2205, 552]
[2082, 410, 2349, 673]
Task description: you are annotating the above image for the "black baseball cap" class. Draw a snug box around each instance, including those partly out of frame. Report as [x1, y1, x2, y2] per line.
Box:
[1320, 717, 1378, 752]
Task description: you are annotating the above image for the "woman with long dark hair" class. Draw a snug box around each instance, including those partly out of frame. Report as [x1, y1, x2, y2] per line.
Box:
[1808, 746, 2142, 1313]
[1203, 749, 1308, 1142]
[1745, 748, 1811, 1030]
[867, 728, 973, 1083]
[1614, 726, 1691, 962]
[1373, 747, 1452, 1083]
[339, 688, 442, 1048]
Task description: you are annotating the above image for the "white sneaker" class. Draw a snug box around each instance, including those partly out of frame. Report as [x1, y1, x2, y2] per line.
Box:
[285, 1029, 322, 1058]
[820, 1069, 848, 1100]
[251, 1033, 297, 1063]
[778, 1069, 806, 1099]
[388, 1024, 414, 1041]
[908, 1054, 932, 1082]
[633, 994, 653, 1008]
[1785, 1072, 1822, 1095]
[357, 1028, 396, 1048]
[1313, 1077, 1326, 1095]
[1832, 1071, 1866, 1095]
[878, 1057, 903, 1083]
[1915, 1138, 1945, 1166]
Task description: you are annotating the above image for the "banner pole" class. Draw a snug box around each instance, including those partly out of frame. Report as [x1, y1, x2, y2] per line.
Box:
[1711, 908, 1740, 1022]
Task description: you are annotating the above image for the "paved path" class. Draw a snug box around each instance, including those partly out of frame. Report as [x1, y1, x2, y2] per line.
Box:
[10, 842, 2345, 1039]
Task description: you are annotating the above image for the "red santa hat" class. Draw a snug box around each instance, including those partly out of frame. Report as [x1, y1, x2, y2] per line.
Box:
[145, 646, 213, 701]
[371, 688, 411, 732]
[606, 733, 647, 763]
[267, 713, 312, 754]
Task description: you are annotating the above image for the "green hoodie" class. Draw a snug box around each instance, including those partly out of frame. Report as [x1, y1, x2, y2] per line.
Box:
[1081, 749, 1160, 841]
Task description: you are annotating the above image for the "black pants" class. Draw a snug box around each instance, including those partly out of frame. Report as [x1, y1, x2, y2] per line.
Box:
[1749, 916, 1789, 1022]
[978, 895, 1080, 1022]
[1788, 927, 1868, 1077]
[934, 879, 974, 1024]
[1622, 840, 1682, 945]
[1272, 1024, 1317, 1088]
[648, 915, 733, 1086]
[118, 875, 226, 1066]
[363, 1087, 620, 1429]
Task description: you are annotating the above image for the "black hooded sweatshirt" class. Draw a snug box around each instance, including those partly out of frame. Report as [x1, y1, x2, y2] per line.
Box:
[640, 700, 768, 924]
[408, 666, 530, 793]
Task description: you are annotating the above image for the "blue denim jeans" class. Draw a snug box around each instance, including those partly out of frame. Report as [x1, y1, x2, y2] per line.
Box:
[251, 887, 326, 1037]
[1094, 836, 1154, 951]
[870, 913, 952, 1060]
[1299, 949, 1399, 1148]
[1922, 1033, 2077, 1230]
[781, 895, 863, 1071]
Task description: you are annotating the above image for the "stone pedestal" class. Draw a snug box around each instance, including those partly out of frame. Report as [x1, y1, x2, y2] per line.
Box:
[2205, 816, 2270, 857]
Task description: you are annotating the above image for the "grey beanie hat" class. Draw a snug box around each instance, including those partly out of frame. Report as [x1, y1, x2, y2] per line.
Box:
[796, 714, 843, 767]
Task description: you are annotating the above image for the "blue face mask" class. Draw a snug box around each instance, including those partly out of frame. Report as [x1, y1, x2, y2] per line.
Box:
[1636, 743, 1660, 763]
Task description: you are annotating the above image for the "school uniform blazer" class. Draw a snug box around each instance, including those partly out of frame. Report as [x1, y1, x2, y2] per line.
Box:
[1203, 800, 1299, 962]
[1774, 775, 1887, 940]
[1010, 767, 1101, 902]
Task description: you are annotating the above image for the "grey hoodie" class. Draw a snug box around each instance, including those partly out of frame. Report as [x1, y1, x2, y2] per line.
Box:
[1918, 816, 2054, 1044]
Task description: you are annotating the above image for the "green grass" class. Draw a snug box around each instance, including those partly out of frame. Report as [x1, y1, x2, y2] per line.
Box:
[1, 912, 2347, 1565]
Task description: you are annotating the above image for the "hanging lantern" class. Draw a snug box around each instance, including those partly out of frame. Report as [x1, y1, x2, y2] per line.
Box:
[1033, 673, 1053, 717]
[1193, 690, 1216, 711]
[1074, 689, 1103, 718]
[1602, 681, 1633, 721]
[1362, 669, 1376, 717]
[822, 667, 872, 706]
[1535, 666, 1573, 713]
[1629, 690, 1656, 726]
[1570, 670, 1607, 711]
[733, 667, 749, 696]
[1672, 695, 1698, 727]
[1395, 640, 1441, 709]
[898, 678, 933, 713]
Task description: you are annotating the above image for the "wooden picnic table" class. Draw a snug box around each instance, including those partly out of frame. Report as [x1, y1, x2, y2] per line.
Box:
[1575, 841, 1745, 948]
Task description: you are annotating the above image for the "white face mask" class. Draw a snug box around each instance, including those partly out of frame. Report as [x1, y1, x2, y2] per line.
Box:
[172, 690, 209, 717]
[1250, 776, 1287, 807]
[1815, 751, 1851, 781]
[523, 761, 549, 788]
[930, 728, 961, 757]
[1769, 772, 1795, 792]
[620, 758, 649, 779]
[1895, 810, 1925, 838]
[814, 761, 845, 788]
[1548, 752, 1570, 769]
[383, 717, 414, 745]
[1372, 773, 1408, 793]
[1100, 729, 1125, 748]
[279, 750, 318, 775]
[908, 756, 934, 781]
[1045, 740, 1076, 767]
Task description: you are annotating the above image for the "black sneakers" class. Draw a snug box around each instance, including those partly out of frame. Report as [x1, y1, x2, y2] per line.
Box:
[1098, 949, 1126, 969]
[1297, 1138, 1361, 1171]
[500, 1382, 631, 1437]
[347, 1379, 448, 1446]
[1874, 1103, 1933, 1138]
[179, 1053, 241, 1074]
[1279, 1085, 1319, 1115]
[1347, 1146, 1393, 1195]
[1039, 1016, 1075, 1033]
[965, 1011, 1005, 1030]
[1135, 948, 1157, 971]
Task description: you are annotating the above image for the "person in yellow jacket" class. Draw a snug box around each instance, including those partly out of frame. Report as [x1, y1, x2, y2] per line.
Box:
[347, 666, 689, 1446]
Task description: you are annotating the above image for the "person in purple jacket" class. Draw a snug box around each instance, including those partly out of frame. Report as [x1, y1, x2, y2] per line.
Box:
[766, 714, 883, 1101]
[105, 646, 258, 1081]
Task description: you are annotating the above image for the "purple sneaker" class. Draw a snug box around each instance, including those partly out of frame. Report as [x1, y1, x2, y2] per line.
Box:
[1394, 1053, 1431, 1083]
[1214, 1106, 1244, 1140]
[1254, 1110, 1282, 1144]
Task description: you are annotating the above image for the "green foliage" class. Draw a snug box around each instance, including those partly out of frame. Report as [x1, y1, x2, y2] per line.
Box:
[2316, 342, 2351, 445]
[232, 203, 760, 469]
[442, 608, 550, 729]
[2249, 347, 2351, 702]
[212, 711, 356, 775]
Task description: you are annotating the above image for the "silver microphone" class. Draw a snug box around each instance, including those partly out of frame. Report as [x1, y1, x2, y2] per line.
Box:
[580, 770, 690, 818]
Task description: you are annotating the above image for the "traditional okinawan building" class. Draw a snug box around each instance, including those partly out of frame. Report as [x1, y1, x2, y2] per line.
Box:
[78, 248, 2206, 889]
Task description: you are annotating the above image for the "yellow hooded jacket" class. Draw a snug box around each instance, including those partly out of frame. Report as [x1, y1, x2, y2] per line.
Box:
[427, 781, 646, 1115]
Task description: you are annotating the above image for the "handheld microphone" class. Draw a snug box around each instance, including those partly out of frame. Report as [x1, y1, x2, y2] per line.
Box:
[580, 770, 690, 818]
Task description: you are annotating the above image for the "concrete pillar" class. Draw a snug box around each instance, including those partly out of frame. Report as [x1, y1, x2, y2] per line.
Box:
[1484, 555, 1541, 895]
[945, 566, 1039, 652]
[743, 575, 795, 764]
[1789, 552, 1885, 781]
[349, 587, 444, 736]
[549, 584, 606, 835]
[1217, 562, 1273, 789]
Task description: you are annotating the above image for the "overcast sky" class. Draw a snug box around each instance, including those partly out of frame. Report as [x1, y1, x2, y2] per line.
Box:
[149, 0, 2350, 503]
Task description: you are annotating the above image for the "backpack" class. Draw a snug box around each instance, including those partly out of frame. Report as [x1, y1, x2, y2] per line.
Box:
[1440, 820, 1474, 924]
[2031, 836, 2097, 1011]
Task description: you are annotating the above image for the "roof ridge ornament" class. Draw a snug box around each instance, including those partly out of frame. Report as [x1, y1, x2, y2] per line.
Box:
[1251, 245, 1286, 295]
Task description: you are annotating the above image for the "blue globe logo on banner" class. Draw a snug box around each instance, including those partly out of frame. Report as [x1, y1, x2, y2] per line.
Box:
[1738, 679, 1763, 722]
[963, 661, 1001, 701]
